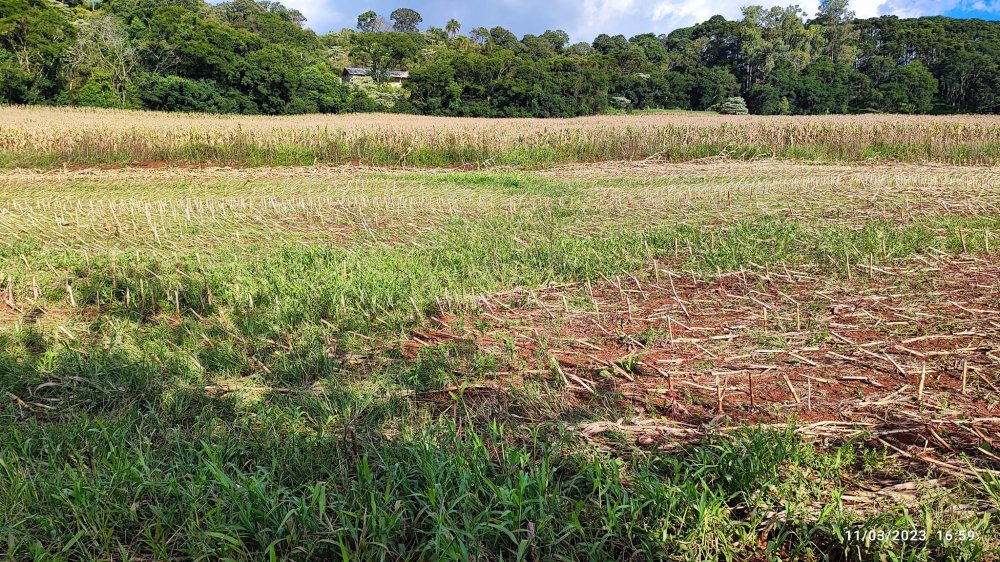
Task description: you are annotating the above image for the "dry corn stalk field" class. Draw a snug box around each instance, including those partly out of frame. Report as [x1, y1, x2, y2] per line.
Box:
[5, 105, 1000, 168]
[1, 108, 999, 561]
[8, 104, 1000, 134]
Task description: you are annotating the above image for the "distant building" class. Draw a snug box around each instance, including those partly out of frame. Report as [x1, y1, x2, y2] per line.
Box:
[341, 67, 409, 87]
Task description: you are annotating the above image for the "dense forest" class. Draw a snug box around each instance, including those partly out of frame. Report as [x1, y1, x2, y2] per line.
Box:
[2, 0, 999, 116]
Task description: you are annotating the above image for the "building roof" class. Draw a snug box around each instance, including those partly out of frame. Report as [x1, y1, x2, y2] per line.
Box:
[343, 67, 409, 79]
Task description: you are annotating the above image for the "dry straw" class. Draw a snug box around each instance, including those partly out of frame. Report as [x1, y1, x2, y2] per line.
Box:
[4, 105, 1000, 167]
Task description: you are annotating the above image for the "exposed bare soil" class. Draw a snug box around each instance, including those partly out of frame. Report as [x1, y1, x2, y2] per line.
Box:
[406, 255, 1000, 475]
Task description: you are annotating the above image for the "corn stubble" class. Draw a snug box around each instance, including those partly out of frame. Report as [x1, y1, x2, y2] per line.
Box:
[0, 110, 998, 561]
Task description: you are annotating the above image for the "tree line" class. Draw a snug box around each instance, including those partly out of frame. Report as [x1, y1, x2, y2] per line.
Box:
[2, 0, 999, 117]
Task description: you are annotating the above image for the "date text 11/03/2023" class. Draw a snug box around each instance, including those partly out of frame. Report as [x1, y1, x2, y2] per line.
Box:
[846, 529, 979, 543]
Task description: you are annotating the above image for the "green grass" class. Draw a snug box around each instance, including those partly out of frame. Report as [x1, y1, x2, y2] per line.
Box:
[0, 416, 870, 560]
[3, 409, 991, 560]
[2, 167, 998, 560]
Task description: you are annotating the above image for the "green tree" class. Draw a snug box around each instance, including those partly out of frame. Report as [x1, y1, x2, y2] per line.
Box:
[540, 29, 570, 53]
[3, 0, 1000, 118]
[390, 8, 422, 33]
[349, 32, 419, 84]
[629, 33, 668, 64]
[522, 34, 557, 59]
[879, 61, 937, 113]
[72, 68, 123, 107]
[469, 27, 489, 45]
[424, 26, 448, 44]
[813, 0, 858, 65]
[139, 74, 242, 113]
[566, 42, 592, 56]
[145, 6, 251, 84]
[692, 66, 739, 109]
[489, 26, 522, 52]
[0, 0, 74, 102]
[287, 63, 348, 113]
[356, 10, 387, 33]
[240, 45, 301, 113]
[792, 59, 852, 113]
[66, 15, 140, 107]
[406, 54, 462, 114]
[592, 33, 629, 54]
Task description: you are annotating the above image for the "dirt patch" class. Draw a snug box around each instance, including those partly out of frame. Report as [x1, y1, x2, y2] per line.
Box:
[406, 255, 1000, 471]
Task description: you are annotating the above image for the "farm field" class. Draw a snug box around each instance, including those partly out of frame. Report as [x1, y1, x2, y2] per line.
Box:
[1, 111, 1000, 560]
[5, 105, 1000, 168]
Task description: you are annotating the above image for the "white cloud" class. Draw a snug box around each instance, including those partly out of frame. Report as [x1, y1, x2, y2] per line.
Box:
[874, 0, 947, 17]
[831, 0, 997, 21]
[572, 0, 638, 38]
[279, 0, 343, 31]
[968, 0, 1000, 12]
[851, 1, 887, 19]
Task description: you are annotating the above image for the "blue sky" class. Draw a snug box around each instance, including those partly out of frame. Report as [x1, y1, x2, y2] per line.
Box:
[277, 0, 1000, 41]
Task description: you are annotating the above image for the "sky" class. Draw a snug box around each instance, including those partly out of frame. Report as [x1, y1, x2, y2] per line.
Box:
[275, 0, 1000, 41]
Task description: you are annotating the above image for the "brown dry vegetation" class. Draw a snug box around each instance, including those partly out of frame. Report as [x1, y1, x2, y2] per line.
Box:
[4, 105, 1000, 131]
[5, 105, 1000, 168]
[7, 104, 1000, 133]
[408, 256, 1000, 465]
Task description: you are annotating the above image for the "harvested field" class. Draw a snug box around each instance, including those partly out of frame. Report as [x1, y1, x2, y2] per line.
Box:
[407, 256, 1000, 464]
[1, 153, 998, 560]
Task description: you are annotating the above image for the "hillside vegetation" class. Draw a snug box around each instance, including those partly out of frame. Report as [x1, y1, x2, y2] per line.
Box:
[3, 0, 1000, 116]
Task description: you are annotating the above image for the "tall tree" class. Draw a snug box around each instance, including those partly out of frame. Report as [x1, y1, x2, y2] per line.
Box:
[350, 32, 419, 83]
[469, 27, 489, 45]
[540, 29, 570, 53]
[736, 6, 775, 91]
[4, 0, 1000, 117]
[814, 0, 858, 65]
[390, 8, 422, 33]
[66, 14, 139, 107]
[0, 0, 74, 102]
[356, 10, 387, 33]
[489, 26, 522, 51]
